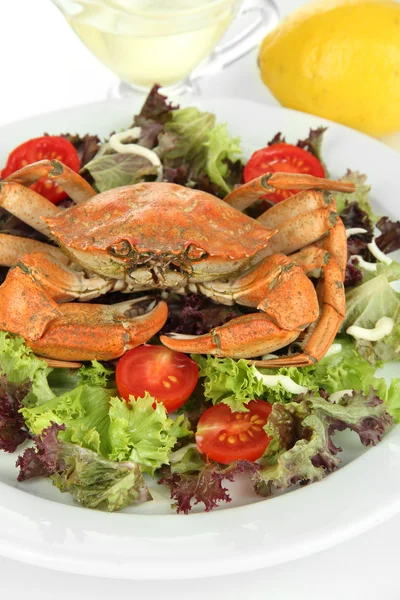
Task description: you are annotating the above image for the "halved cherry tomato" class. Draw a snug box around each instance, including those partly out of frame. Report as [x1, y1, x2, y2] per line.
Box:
[244, 143, 325, 203]
[1, 136, 80, 204]
[116, 345, 199, 412]
[195, 400, 272, 464]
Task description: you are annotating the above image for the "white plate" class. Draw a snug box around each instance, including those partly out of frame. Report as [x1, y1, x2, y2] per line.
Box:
[0, 96, 399, 580]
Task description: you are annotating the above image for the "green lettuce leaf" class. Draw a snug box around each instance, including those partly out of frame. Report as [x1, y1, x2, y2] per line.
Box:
[162, 107, 215, 175]
[380, 378, 400, 422]
[334, 170, 378, 222]
[83, 147, 157, 193]
[108, 393, 191, 474]
[312, 338, 378, 393]
[341, 261, 400, 363]
[78, 360, 114, 388]
[255, 390, 393, 496]
[205, 124, 242, 194]
[0, 332, 54, 406]
[160, 107, 243, 196]
[21, 384, 114, 455]
[169, 444, 204, 474]
[16, 423, 150, 512]
[194, 355, 318, 411]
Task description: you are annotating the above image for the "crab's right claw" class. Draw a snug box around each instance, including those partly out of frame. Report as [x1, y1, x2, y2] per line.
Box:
[0, 264, 168, 361]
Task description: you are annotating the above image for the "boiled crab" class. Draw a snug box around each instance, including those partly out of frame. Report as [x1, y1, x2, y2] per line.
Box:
[0, 159, 354, 366]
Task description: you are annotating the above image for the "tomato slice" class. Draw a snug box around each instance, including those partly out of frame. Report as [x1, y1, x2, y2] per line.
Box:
[244, 143, 325, 203]
[1, 136, 80, 204]
[196, 400, 272, 464]
[116, 345, 199, 412]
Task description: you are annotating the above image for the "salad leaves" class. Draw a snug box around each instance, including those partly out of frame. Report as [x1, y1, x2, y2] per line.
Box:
[194, 355, 318, 411]
[16, 423, 150, 511]
[342, 262, 400, 363]
[0, 86, 398, 516]
[22, 384, 190, 475]
[83, 85, 244, 198]
[107, 393, 190, 474]
[0, 376, 30, 453]
[160, 457, 258, 514]
[375, 216, 400, 254]
[255, 390, 393, 496]
[334, 170, 377, 222]
[0, 331, 54, 406]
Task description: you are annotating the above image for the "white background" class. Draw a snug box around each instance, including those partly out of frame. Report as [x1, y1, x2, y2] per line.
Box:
[0, 0, 399, 597]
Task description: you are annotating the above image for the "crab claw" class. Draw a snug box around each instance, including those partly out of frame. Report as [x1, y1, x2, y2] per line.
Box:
[160, 313, 300, 359]
[28, 300, 168, 362]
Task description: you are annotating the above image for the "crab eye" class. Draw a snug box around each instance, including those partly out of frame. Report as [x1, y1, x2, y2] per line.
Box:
[109, 240, 132, 257]
[186, 244, 208, 261]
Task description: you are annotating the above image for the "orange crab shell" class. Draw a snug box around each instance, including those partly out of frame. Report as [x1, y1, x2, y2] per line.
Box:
[43, 183, 277, 260]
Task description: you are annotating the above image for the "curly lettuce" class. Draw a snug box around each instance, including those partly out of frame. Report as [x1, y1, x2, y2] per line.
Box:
[255, 390, 393, 496]
[16, 423, 150, 512]
[108, 393, 190, 474]
[0, 332, 54, 406]
[194, 355, 318, 411]
[22, 388, 190, 475]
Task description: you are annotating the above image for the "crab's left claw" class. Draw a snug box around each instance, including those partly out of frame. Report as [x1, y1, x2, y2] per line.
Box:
[160, 254, 319, 359]
[160, 312, 301, 359]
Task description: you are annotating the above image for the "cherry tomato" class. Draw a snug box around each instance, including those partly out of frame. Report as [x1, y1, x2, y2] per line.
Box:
[244, 143, 325, 203]
[195, 400, 272, 464]
[1, 136, 80, 204]
[116, 345, 199, 412]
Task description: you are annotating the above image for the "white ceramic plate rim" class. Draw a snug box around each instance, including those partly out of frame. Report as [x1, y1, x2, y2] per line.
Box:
[0, 95, 399, 580]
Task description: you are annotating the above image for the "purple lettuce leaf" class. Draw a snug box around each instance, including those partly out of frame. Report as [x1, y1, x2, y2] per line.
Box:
[375, 216, 400, 254]
[162, 293, 241, 336]
[344, 261, 363, 289]
[132, 84, 178, 149]
[134, 83, 178, 123]
[159, 460, 259, 514]
[0, 376, 31, 453]
[60, 133, 101, 168]
[16, 422, 63, 480]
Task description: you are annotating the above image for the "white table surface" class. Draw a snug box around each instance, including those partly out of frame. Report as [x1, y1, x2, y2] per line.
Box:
[0, 0, 398, 597]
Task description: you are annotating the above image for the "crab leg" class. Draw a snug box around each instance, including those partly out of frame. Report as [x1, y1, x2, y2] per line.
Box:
[0, 181, 61, 235]
[0, 233, 68, 266]
[161, 255, 319, 359]
[312, 217, 347, 277]
[0, 263, 168, 361]
[3, 159, 96, 205]
[223, 172, 355, 211]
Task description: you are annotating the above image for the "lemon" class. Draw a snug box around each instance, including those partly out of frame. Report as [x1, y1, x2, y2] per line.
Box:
[258, 0, 400, 137]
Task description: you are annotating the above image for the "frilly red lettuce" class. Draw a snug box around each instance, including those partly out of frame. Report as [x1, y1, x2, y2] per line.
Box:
[0, 376, 30, 453]
[160, 452, 259, 514]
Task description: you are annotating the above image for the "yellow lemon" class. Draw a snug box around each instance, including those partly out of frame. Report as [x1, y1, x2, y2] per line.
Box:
[259, 0, 400, 136]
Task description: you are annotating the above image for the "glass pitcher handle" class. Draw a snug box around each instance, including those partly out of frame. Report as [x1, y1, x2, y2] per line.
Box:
[190, 0, 280, 83]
